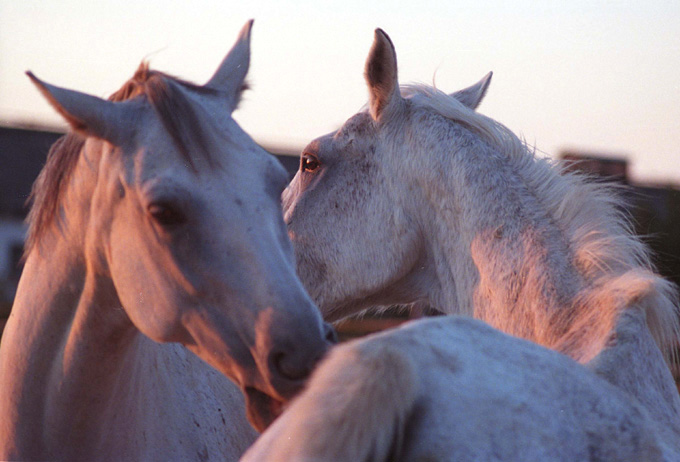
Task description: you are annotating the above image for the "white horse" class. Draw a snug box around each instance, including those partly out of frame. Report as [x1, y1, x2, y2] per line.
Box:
[243, 316, 668, 461]
[0, 21, 334, 461]
[280, 28, 680, 452]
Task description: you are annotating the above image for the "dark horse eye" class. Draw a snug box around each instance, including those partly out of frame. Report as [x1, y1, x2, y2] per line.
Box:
[301, 154, 320, 173]
[148, 202, 186, 227]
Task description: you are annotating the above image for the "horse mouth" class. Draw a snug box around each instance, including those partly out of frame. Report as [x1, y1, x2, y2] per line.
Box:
[244, 386, 286, 432]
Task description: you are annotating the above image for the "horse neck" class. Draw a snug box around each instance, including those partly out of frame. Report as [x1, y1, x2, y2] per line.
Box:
[0, 144, 143, 456]
[415, 131, 602, 352]
[414, 121, 680, 367]
[401, 110, 680, 433]
[2, 233, 254, 460]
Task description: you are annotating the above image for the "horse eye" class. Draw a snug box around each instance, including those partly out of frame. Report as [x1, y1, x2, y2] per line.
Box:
[148, 202, 186, 227]
[301, 154, 321, 173]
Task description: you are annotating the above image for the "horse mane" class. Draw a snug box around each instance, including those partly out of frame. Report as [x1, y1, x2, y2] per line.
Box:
[401, 83, 680, 364]
[24, 62, 228, 258]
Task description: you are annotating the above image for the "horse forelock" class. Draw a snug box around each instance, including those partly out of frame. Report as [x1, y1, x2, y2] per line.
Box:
[24, 62, 221, 258]
[114, 61, 220, 166]
[400, 83, 679, 363]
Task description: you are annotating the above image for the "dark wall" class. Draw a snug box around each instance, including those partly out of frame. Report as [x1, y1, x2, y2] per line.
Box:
[273, 154, 300, 180]
[0, 126, 62, 217]
[631, 186, 680, 290]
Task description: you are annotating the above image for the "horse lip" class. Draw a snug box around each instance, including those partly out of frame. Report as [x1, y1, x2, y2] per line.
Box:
[244, 386, 286, 432]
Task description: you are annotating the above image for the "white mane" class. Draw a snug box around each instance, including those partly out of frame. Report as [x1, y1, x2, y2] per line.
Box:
[402, 83, 679, 364]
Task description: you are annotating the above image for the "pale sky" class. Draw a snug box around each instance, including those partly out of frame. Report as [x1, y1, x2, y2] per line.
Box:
[1, 0, 679, 183]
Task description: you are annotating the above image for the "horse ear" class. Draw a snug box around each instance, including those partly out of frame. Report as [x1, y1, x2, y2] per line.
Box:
[450, 72, 493, 110]
[205, 19, 253, 111]
[365, 28, 402, 121]
[27, 71, 134, 145]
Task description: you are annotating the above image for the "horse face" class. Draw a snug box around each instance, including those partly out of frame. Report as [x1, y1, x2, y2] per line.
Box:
[283, 30, 431, 321]
[106, 113, 331, 430]
[283, 108, 425, 320]
[284, 30, 492, 322]
[29, 22, 334, 432]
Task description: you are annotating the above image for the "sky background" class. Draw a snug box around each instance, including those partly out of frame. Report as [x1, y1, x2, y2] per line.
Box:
[1, 0, 679, 183]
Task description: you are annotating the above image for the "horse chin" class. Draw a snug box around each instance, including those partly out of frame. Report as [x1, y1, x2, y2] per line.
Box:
[244, 386, 286, 432]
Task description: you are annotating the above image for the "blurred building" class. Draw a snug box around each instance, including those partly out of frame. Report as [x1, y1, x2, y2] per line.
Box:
[559, 150, 680, 380]
[558, 150, 680, 293]
[561, 151, 629, 184]
[0, 126, 62, 312]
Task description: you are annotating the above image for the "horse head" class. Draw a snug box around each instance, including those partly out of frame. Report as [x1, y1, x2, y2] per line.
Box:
[27, 21, 335, 431]
[283, 29, 491, 320]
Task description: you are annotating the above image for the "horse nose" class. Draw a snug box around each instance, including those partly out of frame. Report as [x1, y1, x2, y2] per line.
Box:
[269, 349, 311, 382]
[268, 346, 317, 383]
[268, 323, 336, 383]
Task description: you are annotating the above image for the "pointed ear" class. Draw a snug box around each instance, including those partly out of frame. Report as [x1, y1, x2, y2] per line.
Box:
[204, 19, 253, 111]
[27, 71, 135, 145]
[364, 28, 402, 121]
[450, 71, 493, 110]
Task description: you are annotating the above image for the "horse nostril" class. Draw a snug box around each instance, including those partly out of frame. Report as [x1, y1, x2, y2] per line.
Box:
[323, 322, 338, 344]
[269, 349, 311, 382]
[268, 325, 336, 383]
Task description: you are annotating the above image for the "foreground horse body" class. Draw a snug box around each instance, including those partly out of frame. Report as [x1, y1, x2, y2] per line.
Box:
[0, 22, 333, 461]
[243, 317, 666, 461]
[281, 28, 680, 453]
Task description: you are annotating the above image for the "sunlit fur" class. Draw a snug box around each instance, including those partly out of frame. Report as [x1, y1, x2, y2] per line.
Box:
[282, 28, 680, 458]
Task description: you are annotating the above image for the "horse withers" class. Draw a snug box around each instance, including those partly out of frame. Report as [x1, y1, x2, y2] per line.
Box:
[0, 21, 334, 461]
